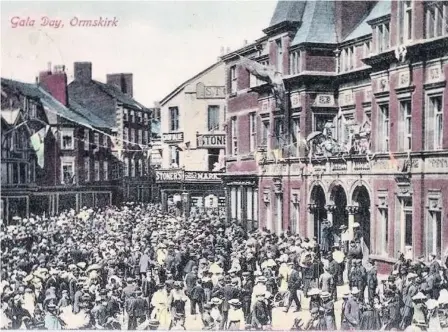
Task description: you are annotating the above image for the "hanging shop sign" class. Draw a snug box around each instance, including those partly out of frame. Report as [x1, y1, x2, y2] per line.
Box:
[197, 134, 226, 148]
[155, 170, 222, 183]
[162, 132, 184, 143]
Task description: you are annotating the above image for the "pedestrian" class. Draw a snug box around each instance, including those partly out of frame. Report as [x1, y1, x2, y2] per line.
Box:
[344, 288, 361, 330]
[226, 299, 245, 330]
[320, 291, 336, 330]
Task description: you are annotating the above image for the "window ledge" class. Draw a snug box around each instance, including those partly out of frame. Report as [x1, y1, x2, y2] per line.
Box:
[226, 156, 237, 162]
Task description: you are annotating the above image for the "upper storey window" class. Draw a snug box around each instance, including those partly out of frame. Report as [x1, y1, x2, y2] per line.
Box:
[375, 22, 390, 53]
[398, 0, 413, 43]
[425, 2, 447, 39]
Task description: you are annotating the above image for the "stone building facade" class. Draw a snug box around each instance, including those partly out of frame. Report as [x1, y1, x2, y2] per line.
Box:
[222, 0, 448, 272]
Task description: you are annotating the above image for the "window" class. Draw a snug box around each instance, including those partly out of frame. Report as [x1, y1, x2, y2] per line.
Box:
[136, 112, 142, 123]
[138, 159, 143, 177]
[94, 161, 100, 181]
[249, 71, 257, 87]
[261, 120, 269, 147]
[401, 197, 413, 249]
[378, 104, 390, 152]
[169, 107, 179, 131]
[289, 51, 300, 75]
[428, 210, 442, 257]
[143, 113, 148, 125]
[249, 113, 256, 152]
[426, 95, 443, 150]
[112, 162, 120, 179]
[124, 158, 129, 177]
[378, 208, 389, 255]
[376, 23, 390, 52]
[207, 106, 220, 131]
[61, 160, 75, 184]
[123, 109, 128, 121]
[130, 110, 135, 123]
[131, 158, 136, 177]
[363, 41, 371, 58]
[399, 100, 412, 151]
[170, 145, 180, 167]
[130, 129, 135, 144]
[231, 117, 238, 156]
[273, 117, 284, 149]
[29, 102, 37, 119]
[84, 130, 89, 151]
[230, 66, 237, 94]
[84, 157, 90, 182]
[94, 133, 99, 151]
[142, 130, 147, 144]
[61, 129, 74, 150]
[276, 38, 283, 73]
[144, 160, 149, 175]
[138, 129, 142, 144]
[289, 117, 300, 157]
[399, 0, 413, 43]
[103, 161, 108, 181]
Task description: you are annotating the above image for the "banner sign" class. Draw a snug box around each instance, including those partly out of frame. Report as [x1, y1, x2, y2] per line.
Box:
[162, 132, 184, 143]
[197, 134, 226, 148]
[156, 170, 222, 183]
[196, 82, 226, 99]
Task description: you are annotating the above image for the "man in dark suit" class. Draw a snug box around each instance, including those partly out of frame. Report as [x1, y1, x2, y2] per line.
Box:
[221, 276, 239, 329]
[327, 253, 339, 300]
[284, 263, 301, 313]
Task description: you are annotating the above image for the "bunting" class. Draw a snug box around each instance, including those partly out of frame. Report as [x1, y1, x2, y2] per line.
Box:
[30, 125, 50, 168]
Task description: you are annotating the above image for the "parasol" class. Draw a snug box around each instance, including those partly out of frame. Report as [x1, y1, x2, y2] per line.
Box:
[306, 131, 323, 142]
[261, 259, 277, 269]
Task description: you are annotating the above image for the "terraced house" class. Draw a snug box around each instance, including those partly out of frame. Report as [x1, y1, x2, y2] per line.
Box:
[222, 0, 448, 272]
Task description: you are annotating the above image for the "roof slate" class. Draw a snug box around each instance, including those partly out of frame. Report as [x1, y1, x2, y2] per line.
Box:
[269, 1, 307, 27]
[1, 78, 111, 129]
[92, 80, 147, 110]
[343, 0, 391, 41]
[291, 0, 337, 46]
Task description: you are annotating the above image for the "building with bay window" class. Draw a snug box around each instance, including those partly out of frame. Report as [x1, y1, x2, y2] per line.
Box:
[223, 0, 448, 273]
[156, 61, 226, 215]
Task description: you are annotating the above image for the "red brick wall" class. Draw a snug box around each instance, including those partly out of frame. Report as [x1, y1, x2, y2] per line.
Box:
[39, 71, 68, 106]
[305, 55, 336, 72]
[411, 66, 424, 151]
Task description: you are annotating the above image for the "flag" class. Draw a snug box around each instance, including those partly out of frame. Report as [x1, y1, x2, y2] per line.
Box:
[30, 126, 50, 168]
[389, 151, 399, 170]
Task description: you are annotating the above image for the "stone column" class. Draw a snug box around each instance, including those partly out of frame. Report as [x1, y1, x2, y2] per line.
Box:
[346, 205, 359, 240]
[325, 204, 336, 226]
[308, 203, 317, 239]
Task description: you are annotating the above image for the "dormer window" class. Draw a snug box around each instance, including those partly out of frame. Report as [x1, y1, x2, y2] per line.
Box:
[61, 129, 74, 150]
[275, 38, 283, 73]
[425, 2, 447, 39]
[375, 22, 390, 53]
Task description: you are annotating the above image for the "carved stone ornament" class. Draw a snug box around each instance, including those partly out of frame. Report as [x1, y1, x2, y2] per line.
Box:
[377, 196, 388, 208]
[263, 191, 270, 203]
[428, 196, 442, 211]
[291, 193, 300, 204]
[273, 177, 282, 193]
[325, 204, 337, 213]
[346, 205, 360, 214]
[308, 203, 317, 213]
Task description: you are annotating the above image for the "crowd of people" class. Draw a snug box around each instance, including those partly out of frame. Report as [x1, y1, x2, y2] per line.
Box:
[1, 202, 448, 330]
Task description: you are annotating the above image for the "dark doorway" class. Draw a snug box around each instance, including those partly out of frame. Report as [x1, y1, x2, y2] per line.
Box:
[311, 185, 327, 242]
[208, 148, 220, 171]
[353, 186, 371, 250]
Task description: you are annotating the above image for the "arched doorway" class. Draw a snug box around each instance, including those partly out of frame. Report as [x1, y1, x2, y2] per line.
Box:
[330, 185, 348, 245]
[352, 185, 371, 251]
[310, 185, 327, 242]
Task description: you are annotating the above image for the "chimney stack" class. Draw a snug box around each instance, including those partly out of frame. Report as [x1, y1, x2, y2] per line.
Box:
[39, 63, 68, 106]
[106, 73, 133, 97]
[74, 62, 92, 84]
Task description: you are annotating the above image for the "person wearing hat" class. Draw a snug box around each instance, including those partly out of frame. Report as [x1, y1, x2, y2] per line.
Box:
[251, 292, 270, 330]
[147, 318, 160, 330]
[44, 303, 63, 330]
[201, 303, 215, 330]
[150, 283, 170, 329]
[320, 291, 336, 330]
[319, 266, 334, 301]
[366, 261, 378, 303]
[189, 278, 205, 317]
[308, 288, 321, 314]
[340, 292, 351, 330]
[320, 219, 333, 255]
[240, 271, 253, 321]
[400, 273, 419, 329]
[343, 288, 361, 329]
[304, 307, 323, 330]
[226, 299, 245, 330]
[210, 298, 223, 329]
[169, 281, 187, 328]
[284, 262, 302, 313]
[411, 292, 428, 327]
[359, 301, 382, 330]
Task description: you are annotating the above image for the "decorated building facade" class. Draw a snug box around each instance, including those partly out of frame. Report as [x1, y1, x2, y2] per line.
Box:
[222, 0, 448, 272]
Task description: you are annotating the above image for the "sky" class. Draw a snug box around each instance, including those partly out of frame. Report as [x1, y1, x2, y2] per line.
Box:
[1, 1, 277, 106]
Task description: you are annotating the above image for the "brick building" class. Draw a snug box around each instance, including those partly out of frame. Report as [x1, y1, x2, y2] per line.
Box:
[156, 61, 226, 215]
[222, 0, 448, 272]
[1, 65, 118, 221]
[68, 62, 154, 203]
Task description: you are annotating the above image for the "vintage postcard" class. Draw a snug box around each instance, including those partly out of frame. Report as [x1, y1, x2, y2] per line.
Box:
[1, 0, 448, 331]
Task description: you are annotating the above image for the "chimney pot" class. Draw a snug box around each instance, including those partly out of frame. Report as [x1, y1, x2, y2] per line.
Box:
[244, 39, 248, 46]
[47, 61, 52, 73]
[35, 76, 39, 84]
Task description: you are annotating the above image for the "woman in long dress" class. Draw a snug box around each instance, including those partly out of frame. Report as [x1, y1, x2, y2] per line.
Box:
[151, 284, 171, 329]
[169, 282, 187, 329]
[226, 300, 245, 330]
[210, 298, 223, 331]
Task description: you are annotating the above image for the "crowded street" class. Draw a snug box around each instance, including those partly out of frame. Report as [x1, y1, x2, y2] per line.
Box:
[1, 203, 448, 330]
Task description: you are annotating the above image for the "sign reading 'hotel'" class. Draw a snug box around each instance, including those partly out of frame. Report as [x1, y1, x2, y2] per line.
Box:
[162, 132, 184, 142]
[197, 134, 226, 148]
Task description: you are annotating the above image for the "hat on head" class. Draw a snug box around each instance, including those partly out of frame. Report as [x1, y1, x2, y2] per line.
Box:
[257, 276, 267, 283]
[211, 298, 222, 305]
[308, 288, 321, 296]
[321, 291, 331, 298]
[351, 287, 360, 295]
[229, 299, 241, 306]
[339, 225, 348, 230]
[147, 319, 160, 328]
[353, 222, 360, 228]
[408, 273, 418, 279]
[412, 292, 427, 301]
[342, 292, 350, 299]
